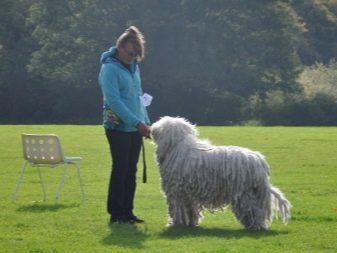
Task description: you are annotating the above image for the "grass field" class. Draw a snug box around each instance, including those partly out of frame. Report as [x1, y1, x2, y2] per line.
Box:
[0, 125, 336, 253]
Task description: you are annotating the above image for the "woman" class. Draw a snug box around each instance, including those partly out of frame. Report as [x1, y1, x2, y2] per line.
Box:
[99, 26, 151, 224]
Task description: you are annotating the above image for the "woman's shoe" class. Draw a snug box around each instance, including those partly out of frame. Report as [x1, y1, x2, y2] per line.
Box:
[127, 215, 144, 223]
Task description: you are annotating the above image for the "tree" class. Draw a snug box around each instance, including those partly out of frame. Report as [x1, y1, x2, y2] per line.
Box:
[0, 0, 46, 123]
[1, 0, 336, 125]
[292, 0, 337, 64]
[129, 0, 304, 123]
[25, 0, 132, 123]
[299, 60, 337, 100]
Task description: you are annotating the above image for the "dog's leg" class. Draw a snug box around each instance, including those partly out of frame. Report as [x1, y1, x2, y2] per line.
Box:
[167, 199, 175, 226]
[167, 198, 200, 227]
[185, 202, 200, 226]
[231, 188, 271, 230]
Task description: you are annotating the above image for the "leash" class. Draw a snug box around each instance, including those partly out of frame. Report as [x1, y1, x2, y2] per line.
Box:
[142, 139, 147, 183]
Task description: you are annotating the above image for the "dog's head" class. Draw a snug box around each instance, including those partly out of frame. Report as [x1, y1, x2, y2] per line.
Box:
[150, 116, 198, 148]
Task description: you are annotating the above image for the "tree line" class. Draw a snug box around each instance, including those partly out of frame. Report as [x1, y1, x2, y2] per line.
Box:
[1, 0, 337, 125]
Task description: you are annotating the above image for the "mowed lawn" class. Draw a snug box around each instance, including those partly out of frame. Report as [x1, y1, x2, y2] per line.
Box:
[0, 125, 336, 253]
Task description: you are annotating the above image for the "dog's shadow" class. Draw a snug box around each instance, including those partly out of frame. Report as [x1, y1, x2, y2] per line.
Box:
[159, 226, 288, 240]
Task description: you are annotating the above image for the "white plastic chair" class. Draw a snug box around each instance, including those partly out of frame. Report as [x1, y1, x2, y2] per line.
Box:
[12, 134, 85, 204]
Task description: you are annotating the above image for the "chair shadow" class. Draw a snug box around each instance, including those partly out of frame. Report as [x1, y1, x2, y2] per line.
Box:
[16, 202, 80, 212]
[159, 226, 289, 240]
[101, 223, 148, 249]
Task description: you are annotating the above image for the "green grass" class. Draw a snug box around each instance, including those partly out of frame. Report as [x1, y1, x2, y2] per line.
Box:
[0, 125, 336, 253]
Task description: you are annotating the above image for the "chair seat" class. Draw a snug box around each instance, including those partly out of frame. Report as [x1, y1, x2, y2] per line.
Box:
[13, 134, 85, 204]
[64, 156, 82, 163]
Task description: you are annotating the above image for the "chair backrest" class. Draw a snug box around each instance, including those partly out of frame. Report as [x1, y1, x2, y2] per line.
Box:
[22, 134, 65, 164]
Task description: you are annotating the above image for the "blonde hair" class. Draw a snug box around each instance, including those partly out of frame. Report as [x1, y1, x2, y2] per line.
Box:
[116, 26, 145, 62]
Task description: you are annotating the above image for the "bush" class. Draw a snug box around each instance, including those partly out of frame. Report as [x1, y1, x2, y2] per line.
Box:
[252, 90, 337, 126]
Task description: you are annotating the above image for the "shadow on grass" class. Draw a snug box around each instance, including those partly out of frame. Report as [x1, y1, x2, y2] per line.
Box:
[16, 203, 80, 212]
[159, 226, 289, 239]
[101, 223, 148, 249]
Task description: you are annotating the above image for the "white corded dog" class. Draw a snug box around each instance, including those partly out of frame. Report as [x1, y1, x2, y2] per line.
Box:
[151, 116, 291, 230]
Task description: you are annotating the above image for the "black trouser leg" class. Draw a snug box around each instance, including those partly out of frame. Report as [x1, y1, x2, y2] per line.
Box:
[123, 132, 142, 216]
[105, 129, 142, 218]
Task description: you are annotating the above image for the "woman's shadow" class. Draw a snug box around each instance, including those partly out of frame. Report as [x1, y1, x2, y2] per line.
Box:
[101, 223, 148, 249]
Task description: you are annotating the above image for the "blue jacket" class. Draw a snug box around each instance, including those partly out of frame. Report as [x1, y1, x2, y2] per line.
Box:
[99, 47, 150, 131]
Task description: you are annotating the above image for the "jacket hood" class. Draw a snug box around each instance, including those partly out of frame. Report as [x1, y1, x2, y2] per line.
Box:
[100, 47, 137, 73]
[100, 47, 117, 64]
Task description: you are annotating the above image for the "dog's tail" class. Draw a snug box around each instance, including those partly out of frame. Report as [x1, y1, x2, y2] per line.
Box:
[270, 186, 291, 224]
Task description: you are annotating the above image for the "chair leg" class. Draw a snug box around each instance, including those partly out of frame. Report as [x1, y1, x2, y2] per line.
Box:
[37, 167, 47, 201]
[12, 161, 28, 202]
[55, 164, 68, 205]
[74, 163, 85, 201]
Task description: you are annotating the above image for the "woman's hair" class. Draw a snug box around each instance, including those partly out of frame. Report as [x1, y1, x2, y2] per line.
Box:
[116, 26, 145, 62]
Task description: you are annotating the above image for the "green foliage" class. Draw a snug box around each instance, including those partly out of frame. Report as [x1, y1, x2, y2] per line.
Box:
[0, 0, 42, 123]
[1, 125, 337, 252]
[134, 0, 304, 124]
[251, 89, 337, 126]
[299, 60, 337, 100]
[292, 0, 337, 64]
[0, 1, 336, 124]
[247, 59, 337, 126]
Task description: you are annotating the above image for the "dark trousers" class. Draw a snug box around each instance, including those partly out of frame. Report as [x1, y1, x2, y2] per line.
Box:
[105, 129, 143, 218]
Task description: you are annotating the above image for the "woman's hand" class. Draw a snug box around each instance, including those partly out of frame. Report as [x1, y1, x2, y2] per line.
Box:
[137, 122, 151, 138]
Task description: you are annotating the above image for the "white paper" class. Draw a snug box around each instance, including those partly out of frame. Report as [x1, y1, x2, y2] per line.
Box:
[139, 93, 153, 107]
